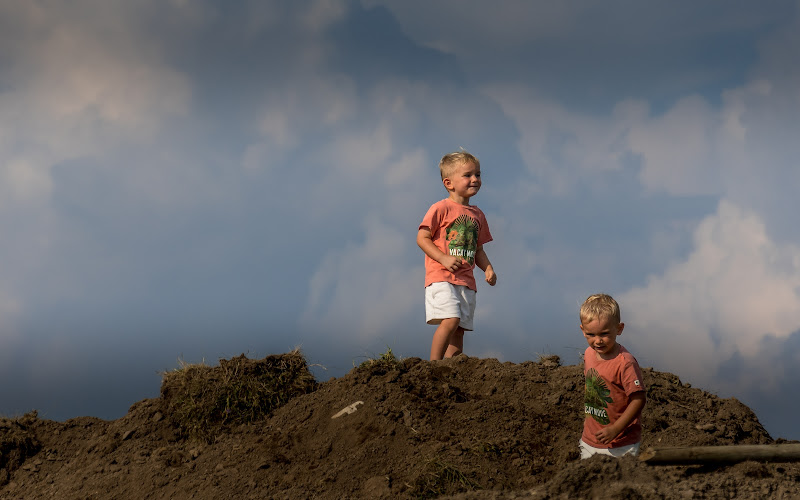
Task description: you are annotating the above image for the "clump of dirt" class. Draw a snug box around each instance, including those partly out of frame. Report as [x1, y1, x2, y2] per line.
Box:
[0, 412, 40, 488]
[160, 350, 316, 442]
[1, 351, 799, 499]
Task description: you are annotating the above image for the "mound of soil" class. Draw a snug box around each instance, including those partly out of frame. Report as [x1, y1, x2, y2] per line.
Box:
[1, 353, 799, 499]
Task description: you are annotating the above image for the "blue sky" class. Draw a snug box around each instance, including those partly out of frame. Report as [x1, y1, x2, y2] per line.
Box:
[2, 1, 800, 441]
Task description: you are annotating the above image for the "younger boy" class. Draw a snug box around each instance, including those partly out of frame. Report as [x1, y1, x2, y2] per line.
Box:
[417, 151, 497, 361]
[579, 293, 646, 459]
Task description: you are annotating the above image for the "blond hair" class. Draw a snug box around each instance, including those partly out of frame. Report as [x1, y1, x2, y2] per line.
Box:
[580, 294, 621, 325]
[439, 150, 480, 181]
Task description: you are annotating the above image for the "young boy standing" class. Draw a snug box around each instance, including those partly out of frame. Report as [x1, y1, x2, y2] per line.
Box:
[417, 151, 497, 361]
[579, 293, 646, 459]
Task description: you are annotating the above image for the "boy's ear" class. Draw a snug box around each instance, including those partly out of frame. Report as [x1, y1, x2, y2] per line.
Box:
[616, 322, 625, 335]
[442, 177, 454, 191]
[579, 324, 585, 334]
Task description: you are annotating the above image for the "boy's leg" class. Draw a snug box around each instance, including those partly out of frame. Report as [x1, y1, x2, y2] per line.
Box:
[444, 327, 465, 358]
[430, 318, 461, 360]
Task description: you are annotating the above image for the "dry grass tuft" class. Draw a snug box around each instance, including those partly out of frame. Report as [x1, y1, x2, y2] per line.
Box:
[357, 347, 403, 372]
[160, 349, 317, 442]
[411, 457, 481, 499]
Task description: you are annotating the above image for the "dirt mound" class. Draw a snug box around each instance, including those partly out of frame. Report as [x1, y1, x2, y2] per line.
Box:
[1, 352, 799, 499]
[160, 351, 317, 442]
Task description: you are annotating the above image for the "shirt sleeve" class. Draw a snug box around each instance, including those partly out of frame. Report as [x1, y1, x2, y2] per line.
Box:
[477, 210, 493, 246]
[419, 204, 441, 236]
[621, 356, 645, 396]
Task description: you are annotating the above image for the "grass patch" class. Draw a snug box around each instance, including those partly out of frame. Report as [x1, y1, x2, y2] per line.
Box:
[411, 458, 481, 499]
[357, 347, 403, 371]
[160, 349, 317, 442]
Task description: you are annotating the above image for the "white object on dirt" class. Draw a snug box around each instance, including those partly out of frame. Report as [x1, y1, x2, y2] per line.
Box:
[331, 401, 364, 419]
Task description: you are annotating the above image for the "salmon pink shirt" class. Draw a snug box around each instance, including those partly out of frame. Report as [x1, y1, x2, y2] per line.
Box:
[419, 198, 492, 291]
[582, 344, 646, 448]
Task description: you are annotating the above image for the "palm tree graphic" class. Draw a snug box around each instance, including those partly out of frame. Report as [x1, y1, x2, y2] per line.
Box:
[585, 368, 613, 425]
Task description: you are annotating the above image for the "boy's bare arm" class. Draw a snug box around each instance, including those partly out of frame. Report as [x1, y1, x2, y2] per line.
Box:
[417, 228, 465, 273]
[475, 245, 497, 286]
[594, 392, 646, 445]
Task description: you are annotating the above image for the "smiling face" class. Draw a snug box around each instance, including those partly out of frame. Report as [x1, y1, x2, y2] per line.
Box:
[581, 314, 625, 360]
[443, 160, 481, 204]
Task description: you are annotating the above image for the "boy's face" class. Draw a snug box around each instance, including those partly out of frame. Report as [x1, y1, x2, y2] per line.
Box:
[444, 161, 481, 200]
[580, 315, 624, 358]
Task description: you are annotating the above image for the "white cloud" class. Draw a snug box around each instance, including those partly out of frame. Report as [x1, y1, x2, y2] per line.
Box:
[484, 84, 646, 194]
[488, 83, 764, 200]
[31, 30, 188, 132]
[301, 216, 420, 342]
[321, 123, 394, 175]
[0, 2, 191, 211]
[0, 2, 199, 334]
[627, 95, 721, 196]
[259, 77, 446, 220]
[243, 75, 359, 170]
[384, 148, 427, 187]
[620, 201, 800, 386]
[379, 146, 433, 227]
[719, 80, 772, 142]
[2, 4, 190, 135]
[1, 157, 54, 202]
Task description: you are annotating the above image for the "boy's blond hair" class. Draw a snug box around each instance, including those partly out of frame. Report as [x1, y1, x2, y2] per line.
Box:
[580, 294, 621, 325]
[439, 150, 480, 181]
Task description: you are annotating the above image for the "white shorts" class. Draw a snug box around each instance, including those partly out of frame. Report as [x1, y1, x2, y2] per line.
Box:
[425, 282, 476, 331]
[579, 439, 640, 459]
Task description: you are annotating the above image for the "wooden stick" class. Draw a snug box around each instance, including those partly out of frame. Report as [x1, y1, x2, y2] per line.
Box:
[639, 444, 800, 465]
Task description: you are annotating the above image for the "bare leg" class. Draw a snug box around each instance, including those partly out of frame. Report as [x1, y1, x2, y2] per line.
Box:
[444, 327, 464, 358]
[430, 317, 461, 360]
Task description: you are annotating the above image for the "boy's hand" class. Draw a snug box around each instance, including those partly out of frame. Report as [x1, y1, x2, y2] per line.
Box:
[594, 424, 621, 445]
[418, 229, 466, 273]
[594, 393, 644, 445]
[441, 254, 467, 273]
[484, 265, 497, 286]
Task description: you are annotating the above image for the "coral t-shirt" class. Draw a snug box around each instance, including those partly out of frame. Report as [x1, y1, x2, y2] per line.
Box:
[582, 344, 645, 448]
[419, 198, 492, 291]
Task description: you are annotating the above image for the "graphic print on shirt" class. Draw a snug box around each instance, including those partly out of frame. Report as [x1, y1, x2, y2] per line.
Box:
[585, 368, 613, 425]
[446, 214, 479, 265]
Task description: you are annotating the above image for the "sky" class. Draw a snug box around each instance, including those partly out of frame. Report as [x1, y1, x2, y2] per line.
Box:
[1, 1, 800, 441]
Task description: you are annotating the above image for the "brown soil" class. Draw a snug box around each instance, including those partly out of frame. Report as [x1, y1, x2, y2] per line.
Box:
[2, 353, 799, 499]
